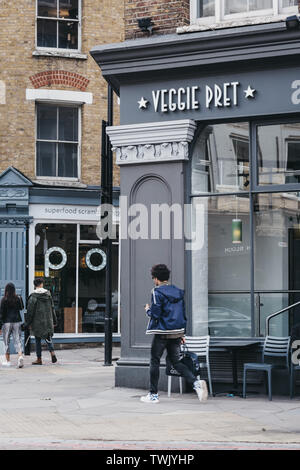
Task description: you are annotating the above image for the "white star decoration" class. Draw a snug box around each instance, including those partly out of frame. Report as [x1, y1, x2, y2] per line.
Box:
[244, 85, 256, 99]
[138, 97, 149, 109]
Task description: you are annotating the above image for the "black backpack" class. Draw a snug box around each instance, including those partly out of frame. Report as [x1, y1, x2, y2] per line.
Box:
[166, 344, 201, 377]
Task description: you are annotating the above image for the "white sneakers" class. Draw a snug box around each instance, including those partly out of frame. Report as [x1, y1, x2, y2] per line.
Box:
[140, 393, 159, 403]
[1, 357, 24, 368]
[140, 380, 209, 403]
[1, 360, 10, 367]
[17, 356, 24, 368]
[193, 379, 208, 402]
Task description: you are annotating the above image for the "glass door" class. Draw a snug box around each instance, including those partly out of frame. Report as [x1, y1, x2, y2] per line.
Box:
[78, 224, 119, 334]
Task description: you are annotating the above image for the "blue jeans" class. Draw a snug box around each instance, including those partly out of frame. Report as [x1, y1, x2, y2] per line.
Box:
[35, 336, 54, 358]
[150, 334, 196, 394]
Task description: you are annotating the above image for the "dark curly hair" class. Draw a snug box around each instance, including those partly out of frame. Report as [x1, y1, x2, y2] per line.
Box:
[34, 278, 44, 288]
[151, 264, 170, 282]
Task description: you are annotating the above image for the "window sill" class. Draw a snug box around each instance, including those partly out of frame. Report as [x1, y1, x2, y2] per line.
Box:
[33, 179, 87, 188]
[32, 49, 88, 60]
[177, 15, 286, 34]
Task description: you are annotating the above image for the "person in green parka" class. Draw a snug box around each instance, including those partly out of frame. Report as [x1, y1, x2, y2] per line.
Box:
[26, 278, 58, 365]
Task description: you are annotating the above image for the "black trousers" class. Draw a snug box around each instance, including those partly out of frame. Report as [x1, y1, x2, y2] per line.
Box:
[150, 334, 196, 394]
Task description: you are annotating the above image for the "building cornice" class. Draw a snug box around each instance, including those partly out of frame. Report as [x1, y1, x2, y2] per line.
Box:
[90, 22, 300, 94]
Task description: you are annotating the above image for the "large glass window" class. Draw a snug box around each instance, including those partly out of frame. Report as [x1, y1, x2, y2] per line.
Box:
[36, 104, 79, 179]
[37, 0, 80, 50]
[257, 123, 300, 187]
[192, 0, 297, 23]
[34, 222, 119, 334]
[35, 223, 77, 333]
[191, 194, 251, 337]
[254, 192, 300, 336]
[191, 122, 250, 194]
[191, 120, 300, 338]
[224, 0, 272, 15]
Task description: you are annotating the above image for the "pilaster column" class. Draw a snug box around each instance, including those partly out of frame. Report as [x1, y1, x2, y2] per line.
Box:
[106, 119, 197, 391]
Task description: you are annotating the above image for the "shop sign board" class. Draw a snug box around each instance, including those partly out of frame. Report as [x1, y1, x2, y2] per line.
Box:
[29, 204, 119, 223]
[120, 66, 300, 125]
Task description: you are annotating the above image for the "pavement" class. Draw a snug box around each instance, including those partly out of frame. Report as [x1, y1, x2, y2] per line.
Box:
[1, 346, 300, 450]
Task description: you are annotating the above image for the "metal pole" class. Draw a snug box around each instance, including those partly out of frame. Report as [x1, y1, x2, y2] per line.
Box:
[104, 84, 113, 366]
[24, 221, 31, 355]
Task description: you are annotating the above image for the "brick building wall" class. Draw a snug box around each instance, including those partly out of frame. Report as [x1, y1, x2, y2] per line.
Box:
[125, 0, 190, 39]
[0, 0, 123, 187]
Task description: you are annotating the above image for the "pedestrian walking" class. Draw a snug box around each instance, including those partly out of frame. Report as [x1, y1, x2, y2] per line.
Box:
[25, 278, 57, 365]
[140, 264, 208, 404]
[0, 283, 25, 368]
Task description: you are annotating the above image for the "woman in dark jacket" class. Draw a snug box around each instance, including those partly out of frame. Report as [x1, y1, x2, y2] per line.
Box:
[0, 283, 24, 368]
[26, 278, 57, 365]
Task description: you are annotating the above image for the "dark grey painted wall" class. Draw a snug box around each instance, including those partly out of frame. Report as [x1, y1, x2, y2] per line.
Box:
[116, 161, 186, 379]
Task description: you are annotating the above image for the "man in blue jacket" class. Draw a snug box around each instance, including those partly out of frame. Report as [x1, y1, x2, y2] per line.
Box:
[140, 264, 208, 404]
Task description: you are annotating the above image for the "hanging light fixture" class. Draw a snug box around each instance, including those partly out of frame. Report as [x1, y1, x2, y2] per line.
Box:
[232, 196, 242, 244]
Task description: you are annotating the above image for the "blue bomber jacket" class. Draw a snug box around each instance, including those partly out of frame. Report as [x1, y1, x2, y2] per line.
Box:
[146, 284, 187, 335]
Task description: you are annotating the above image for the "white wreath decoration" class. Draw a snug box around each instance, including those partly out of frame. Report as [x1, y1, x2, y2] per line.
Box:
[86, 248, 107, 271]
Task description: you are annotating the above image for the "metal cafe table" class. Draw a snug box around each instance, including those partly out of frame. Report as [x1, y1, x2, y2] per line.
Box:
[211, 339, 261, 395]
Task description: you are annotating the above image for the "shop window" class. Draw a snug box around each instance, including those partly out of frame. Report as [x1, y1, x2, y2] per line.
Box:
[191, 0, 297, 24]
[36, 103, 79, 179]
[36, 0, 80, 50]
[35, 223, 77, 333]
[253, 192, 300, 336]
[256, 122, 300, 187]
[34, 223, 119, 334]
[191, 122, 250, 194]
[190, 194, 251, 337]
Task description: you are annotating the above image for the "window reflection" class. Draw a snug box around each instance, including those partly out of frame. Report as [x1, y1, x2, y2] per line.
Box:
[257, 123, 300, 186]
[191, 195, 251, 336]
[198, 0, 215, 17]
[224, 0, 272, 15]
[191, 123, 249, 194]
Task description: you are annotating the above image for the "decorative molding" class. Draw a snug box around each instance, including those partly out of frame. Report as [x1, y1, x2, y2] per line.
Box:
[0, 188, 27, 199]
[26, 88, 93, 104]
[107, 120, 196, 165]
[0, 216, 33, 225]
[0, 167, 33, 187]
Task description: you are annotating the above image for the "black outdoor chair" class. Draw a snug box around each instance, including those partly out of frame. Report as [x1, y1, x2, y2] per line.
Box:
[243, 336, 291, 401]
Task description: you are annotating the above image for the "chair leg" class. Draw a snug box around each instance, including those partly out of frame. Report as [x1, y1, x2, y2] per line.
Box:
[207, 365, 213, 396]
[243, 368, 247, 398]
[290, 367, 294, 399]
[179, 377, 182, 395]
[267, 370, 272, 401]
[265, 371, 269, 396]
[168, 376, 171, 397]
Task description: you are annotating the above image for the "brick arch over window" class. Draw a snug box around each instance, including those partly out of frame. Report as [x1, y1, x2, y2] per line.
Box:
[29, 71, 90, 91]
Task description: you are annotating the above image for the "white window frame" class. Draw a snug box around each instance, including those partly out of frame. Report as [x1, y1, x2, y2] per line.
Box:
[35, 0, 82, 53]
[35, 101, 82, 182]
[190, 0, 298, 25]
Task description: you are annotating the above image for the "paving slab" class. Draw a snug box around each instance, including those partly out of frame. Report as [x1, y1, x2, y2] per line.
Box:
[0, 346, 300, 449]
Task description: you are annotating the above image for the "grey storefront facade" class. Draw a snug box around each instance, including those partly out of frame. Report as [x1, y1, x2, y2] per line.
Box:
[91, 22, 300, 393]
